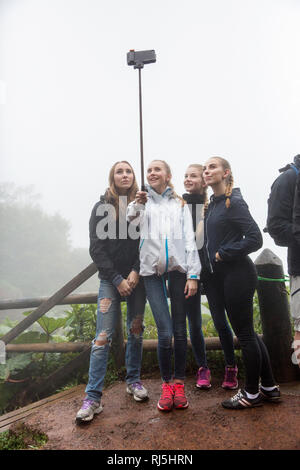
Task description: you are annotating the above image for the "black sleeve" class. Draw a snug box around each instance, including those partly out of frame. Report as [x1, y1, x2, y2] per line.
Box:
[131, 254, 140, 273]
[89, 202, 120, 283]
[267, 171, 296, 247]
[218, 198, 263, 260]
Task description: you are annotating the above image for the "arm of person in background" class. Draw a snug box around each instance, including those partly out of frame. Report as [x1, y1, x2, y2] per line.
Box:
[267, 170, 296, 247]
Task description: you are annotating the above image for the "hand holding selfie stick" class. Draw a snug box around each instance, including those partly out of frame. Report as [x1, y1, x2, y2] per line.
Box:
[127, 49, 156, 191]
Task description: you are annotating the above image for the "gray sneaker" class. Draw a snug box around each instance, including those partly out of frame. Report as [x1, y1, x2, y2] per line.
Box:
[126, 382, 149, 402]
[76, 398, 103, 423]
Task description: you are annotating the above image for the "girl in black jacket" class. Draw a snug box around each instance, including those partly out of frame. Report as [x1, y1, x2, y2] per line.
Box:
[201, 157, 280, 409]
[183, 164, 211, 389]
[76, 161, 148, 424]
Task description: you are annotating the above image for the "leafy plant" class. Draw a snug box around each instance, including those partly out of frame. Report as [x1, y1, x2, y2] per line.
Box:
[0, 354, 32, 382]
[23, 311, 67, 342]
[0, 422, 48, 450]
[64, 304, 97, 342]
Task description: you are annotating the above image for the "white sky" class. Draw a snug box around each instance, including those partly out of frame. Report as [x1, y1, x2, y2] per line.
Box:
[1, 0, 300, 273]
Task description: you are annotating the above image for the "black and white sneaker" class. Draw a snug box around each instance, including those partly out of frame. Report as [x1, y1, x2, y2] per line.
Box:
[260, 385, 281, 403]
[222, 389, 263, 410]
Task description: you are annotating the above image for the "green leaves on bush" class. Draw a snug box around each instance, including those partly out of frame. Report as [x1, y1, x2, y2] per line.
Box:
[0, 354, 32, 381]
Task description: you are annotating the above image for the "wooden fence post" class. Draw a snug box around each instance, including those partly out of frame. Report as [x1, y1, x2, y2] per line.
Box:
[110, 309, 125, 370]
[254, 248, 300, 382]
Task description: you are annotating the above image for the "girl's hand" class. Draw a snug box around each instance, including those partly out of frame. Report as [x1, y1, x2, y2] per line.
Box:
[117, 279, 133, 297]
[135, 191, 148, 205]
[127, 270, 139, 289]
[184, 279, 198, 298]
[215, 252, 222, 262]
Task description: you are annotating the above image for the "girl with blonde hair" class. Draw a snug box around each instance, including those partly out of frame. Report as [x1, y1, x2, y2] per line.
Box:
[127, 159, 201, 411]
[201, 157, 280, 409]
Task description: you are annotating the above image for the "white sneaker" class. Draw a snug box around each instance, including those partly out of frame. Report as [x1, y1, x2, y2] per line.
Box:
[76, 398, 103, 423]
[126, 382, 149, 402]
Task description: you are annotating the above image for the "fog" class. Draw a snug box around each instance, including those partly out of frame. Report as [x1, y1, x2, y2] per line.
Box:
[1, 0, 300, 286]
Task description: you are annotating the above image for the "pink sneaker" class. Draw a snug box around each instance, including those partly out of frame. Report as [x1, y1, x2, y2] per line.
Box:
[196, 367, 212, 389]
[222, 365, 238, 389]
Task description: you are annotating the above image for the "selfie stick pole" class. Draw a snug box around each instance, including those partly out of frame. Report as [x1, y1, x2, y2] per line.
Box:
[138, 68, 145, 191]
[127, 49, 156, 192]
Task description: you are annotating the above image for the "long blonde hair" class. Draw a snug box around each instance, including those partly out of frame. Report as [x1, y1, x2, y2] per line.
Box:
[150, 159, 186, 206]
[105, 161, 138, 218]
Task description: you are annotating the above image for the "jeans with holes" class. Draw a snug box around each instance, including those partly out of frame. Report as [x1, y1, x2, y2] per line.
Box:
[85, 278, 146, 402]
[143, 271, 188, 382]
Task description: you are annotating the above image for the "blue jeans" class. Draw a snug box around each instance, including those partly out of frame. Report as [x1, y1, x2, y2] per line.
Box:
[185, 288, 207, 368]
[143, 271, 187, 382]
[85, 278, 146, 402]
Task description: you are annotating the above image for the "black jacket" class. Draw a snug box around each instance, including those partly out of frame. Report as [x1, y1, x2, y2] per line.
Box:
[201, 188, 263, 273]
[89, 195, 140, 285]
[267, 155, 300, 275]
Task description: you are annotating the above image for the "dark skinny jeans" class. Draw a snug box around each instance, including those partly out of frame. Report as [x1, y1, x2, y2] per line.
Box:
[202, 256, 276, 394]
[143, 271, 188, 381]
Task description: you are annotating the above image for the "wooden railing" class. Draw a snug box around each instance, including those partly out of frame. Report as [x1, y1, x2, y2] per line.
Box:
[0, 249, 299, 401]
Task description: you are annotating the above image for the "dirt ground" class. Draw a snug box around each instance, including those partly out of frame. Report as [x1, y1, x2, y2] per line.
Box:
[22, 374, 300, 451]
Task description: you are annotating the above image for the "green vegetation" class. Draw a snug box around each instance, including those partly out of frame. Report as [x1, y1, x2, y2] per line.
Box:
[0, 422, 48, 450]
[0, 291, 265, 415]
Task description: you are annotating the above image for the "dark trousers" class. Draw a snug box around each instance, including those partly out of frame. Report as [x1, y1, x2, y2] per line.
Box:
[202, 256, 276, 393]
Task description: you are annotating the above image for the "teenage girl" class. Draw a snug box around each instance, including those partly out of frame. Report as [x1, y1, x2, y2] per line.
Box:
[127, 160, 201, 411]
[184, 164, 238, 390]
[201, 156, 280, 409]
[183, 164, 211, 388]
[76, 161, 148, 423]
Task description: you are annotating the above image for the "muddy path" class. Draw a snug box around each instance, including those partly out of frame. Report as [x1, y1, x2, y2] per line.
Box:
[21, 375, 300, 451]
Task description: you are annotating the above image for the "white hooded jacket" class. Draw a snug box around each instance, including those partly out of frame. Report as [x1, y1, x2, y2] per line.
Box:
[127, 186, 201, 278]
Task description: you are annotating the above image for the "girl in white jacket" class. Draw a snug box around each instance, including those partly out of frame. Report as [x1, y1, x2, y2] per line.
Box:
[127, 160, 201, 411]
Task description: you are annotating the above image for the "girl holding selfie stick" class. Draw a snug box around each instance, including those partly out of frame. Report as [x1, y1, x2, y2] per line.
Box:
[76, 161, 148, 424]
[127, 160, 201, 411]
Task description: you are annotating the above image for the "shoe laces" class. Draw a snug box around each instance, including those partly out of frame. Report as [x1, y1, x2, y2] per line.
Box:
[173, 383, 185, 397]
[162, 383, 174, 398]
[225, 367, 237, 382]
[230, 389, 243, 402]
[198, 367, 209, 380]
[131, 382, 143, 390]
[81, 399, 96, 410]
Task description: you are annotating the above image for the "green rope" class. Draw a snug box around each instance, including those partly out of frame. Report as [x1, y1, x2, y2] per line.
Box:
[257, 275, 290, 283]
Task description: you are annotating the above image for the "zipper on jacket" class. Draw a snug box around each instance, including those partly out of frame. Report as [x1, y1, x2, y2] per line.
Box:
[205, 203, 214, 273]
[165, 238, 169, 273]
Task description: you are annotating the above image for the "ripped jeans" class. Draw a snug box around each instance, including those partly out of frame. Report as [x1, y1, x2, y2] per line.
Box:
[85, 278, 146, 402]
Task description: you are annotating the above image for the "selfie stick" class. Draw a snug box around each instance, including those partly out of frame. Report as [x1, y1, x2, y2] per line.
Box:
[127, 49, 156, 191]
